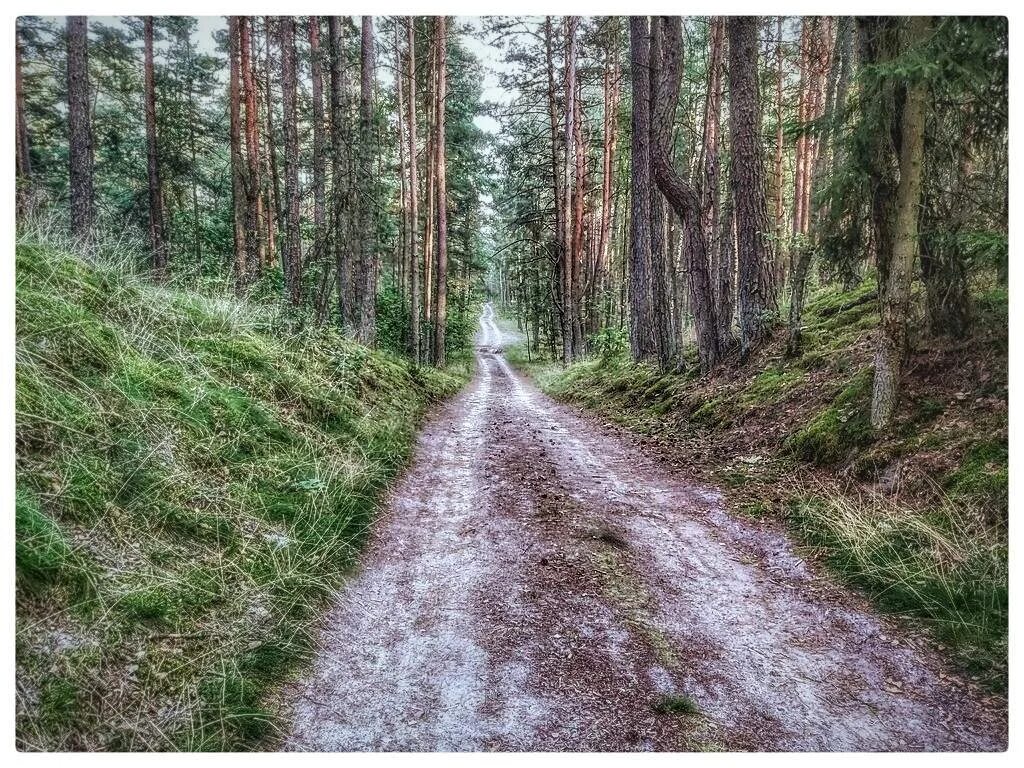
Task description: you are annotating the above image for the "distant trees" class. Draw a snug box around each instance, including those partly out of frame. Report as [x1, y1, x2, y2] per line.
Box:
[16, 14, 1009, 404]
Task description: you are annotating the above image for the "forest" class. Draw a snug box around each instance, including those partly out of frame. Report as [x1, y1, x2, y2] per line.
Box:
[14, 14, 1008, 753]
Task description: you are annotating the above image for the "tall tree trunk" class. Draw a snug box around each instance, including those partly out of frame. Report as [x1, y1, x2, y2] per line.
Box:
[561, 15, 578, 365]
[431, 16, 448, 366]
[328, 16, 353, 329]
[543, 17, 567, 359]
[407, 17, 421, 364]
[650, 16, 720, 371]
[728, 15, 778, 360]
[703, 17, 730, 349]
[279, 16, 302, 306]
[16, 35, 34, 217]
[241, 16, 263, 285]
[648, 18, 675, 369]
[627, 17, 657, 362]
[264, 17, 280, 269]
[309, 17, 327, 282]
[143, 17, 168, 279]
[395, 22, 408, 310]
[66, 16, 95, 240]
[183, 29, 202, 269]
[595, 43, 619, 332]
[357, 16, 378, 344]
[228, 16, 247, 290]
[871, 16, 930, 430]
[423, 20, 437, 338]
[774, 16, 785, 271]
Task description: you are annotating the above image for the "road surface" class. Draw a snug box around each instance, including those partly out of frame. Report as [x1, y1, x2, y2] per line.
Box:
[284, 303, 1006, 752]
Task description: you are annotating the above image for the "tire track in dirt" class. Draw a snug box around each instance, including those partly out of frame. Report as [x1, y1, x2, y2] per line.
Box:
[283, 304, 1006, 751]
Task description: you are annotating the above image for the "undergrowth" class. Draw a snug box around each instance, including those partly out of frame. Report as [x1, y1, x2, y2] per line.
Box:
[15, 226, 463, 750]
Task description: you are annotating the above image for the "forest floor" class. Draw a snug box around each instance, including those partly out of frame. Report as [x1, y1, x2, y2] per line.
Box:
[283, 304, 1006, 752]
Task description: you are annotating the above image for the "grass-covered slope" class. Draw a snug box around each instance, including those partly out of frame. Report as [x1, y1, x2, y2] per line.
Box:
[510, 281, 1008, 693]
[15, 237, 462, 750]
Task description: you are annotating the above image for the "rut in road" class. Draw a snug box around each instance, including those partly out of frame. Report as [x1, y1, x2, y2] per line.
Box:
[284, 303, 1006, 752]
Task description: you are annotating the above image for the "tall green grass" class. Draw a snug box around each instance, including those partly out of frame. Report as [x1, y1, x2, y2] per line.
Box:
[15, 224, 463, 750]
[787, 481, 1007, 691]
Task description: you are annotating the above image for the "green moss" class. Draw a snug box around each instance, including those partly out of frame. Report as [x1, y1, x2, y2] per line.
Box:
[740, 366, 805, 407]
[786, 368, 875, 465]
[947, 438, 1008, 517]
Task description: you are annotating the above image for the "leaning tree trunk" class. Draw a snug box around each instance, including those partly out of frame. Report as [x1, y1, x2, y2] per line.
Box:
[650, 16, 720, 371]
[728, 16, 778, 360]
[871, 16, 930, 431]
[66, 16, 95, 240]
[143, 17, 168, 279]
[648, 20, 674, 369]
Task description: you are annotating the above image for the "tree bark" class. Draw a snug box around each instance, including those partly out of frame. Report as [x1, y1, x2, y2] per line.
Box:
[650, 16, 720, 371]
[240, 16, 263, 285]
[627, 17, 657, 362]
[649, 18, 675, 369]
[357, 15, 378, 344]
[279, 16, 302, 306]
[561, 15, 578, 365]
[407, 17, 421, 364]
[228, 16, 247, 290]
[871, 16, 930, 430]
[143, 17, 168, 279]
[308, 17, 327, 284]
[728, 16, 778, 360]
[264, 17, 280, 270]
[66, 16, 95, 240]
[328, 16, 353, 329]
[16, 34, 34, 217]
[431, 16, 448, 366]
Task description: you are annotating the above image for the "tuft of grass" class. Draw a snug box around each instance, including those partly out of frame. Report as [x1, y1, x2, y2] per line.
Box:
[653, 694, 701, 716]
[15, 229, 464, 750]
[787, 481, 1007, 691]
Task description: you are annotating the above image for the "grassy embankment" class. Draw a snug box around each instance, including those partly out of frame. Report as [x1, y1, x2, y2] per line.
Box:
[507, 281, 1008, 693]
[15, 231, 464, 750]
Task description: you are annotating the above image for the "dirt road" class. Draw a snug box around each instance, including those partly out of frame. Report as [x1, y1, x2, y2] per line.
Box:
[284, 304, 1006, 752]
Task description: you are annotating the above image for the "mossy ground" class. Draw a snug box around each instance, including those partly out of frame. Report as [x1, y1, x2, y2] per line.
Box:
[15, 235, 463, 750]
[508, 278, 1008, 693]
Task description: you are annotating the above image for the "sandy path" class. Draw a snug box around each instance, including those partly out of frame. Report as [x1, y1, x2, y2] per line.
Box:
[283, 304, 1006, 752]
